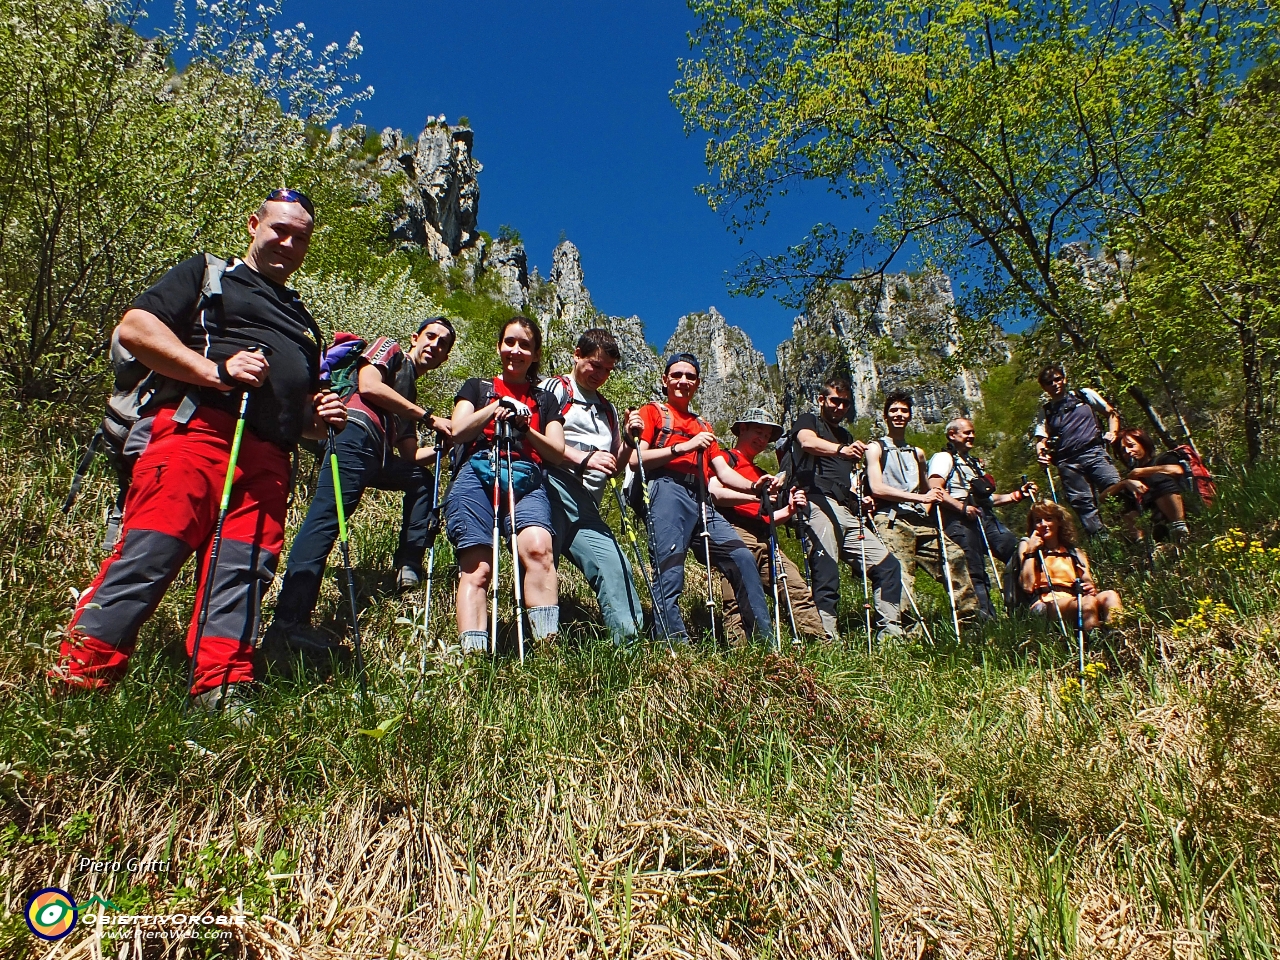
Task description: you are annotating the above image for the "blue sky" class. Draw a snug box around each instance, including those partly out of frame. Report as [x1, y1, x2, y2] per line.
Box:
[256, 0, 867, 358]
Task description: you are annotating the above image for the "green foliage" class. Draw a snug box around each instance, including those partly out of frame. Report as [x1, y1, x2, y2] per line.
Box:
[0, 0, 370, 403]
[673, 0, 1280, 462]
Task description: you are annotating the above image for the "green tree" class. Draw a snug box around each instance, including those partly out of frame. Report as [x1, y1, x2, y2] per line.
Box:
[0, 0, 370, 401]
[672, 0, 1278, 451]
[1107, 68, 1280, 463]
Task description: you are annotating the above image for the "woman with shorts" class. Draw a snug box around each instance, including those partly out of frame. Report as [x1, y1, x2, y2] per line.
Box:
[1018, 502, 1122, 631]
[445, 316, 565, 655]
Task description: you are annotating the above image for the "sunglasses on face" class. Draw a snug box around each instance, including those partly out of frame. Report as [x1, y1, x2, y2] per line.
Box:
[266, 188, 315, 218]
[667, 371, 699, 382]
[823, 396, 850, 407]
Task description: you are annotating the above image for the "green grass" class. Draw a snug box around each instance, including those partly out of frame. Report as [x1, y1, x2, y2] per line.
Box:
[1, 415, 1278, 958]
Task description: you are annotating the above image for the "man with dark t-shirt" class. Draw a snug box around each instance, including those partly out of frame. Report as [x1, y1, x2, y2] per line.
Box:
[1033, 364, 1122, 536]
[267, 317, 456, 656]
[55, 192, 347, 715]
[791, 378, 904, 641]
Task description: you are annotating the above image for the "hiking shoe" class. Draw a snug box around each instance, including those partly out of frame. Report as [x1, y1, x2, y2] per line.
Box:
[875, 624, 905, 647]
[395, 565, 422, 593]
[192, 683, 256, 728]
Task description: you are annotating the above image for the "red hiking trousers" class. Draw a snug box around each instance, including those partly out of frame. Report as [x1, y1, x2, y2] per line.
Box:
[57, 404, 289, 695]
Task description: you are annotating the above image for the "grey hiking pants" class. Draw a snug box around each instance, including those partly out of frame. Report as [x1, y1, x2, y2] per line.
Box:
[545, 470, 642, 644]
[1055, 444, 1122, 536]
[804, 494, 903, 632]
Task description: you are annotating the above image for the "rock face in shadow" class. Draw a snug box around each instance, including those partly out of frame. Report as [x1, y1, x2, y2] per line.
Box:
[663, 307, 776, 434]
[380, 119, 482, 269]
[776, 271, 1004, 430]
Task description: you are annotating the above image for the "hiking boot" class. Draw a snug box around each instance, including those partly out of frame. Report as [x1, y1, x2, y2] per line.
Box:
[875, 624, 905, 647]
[192, 683, 256, 728]
[395, 565, 422, 593]
[260, 621, 350, 673]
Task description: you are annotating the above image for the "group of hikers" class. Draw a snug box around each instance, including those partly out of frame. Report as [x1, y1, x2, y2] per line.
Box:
[54, 193, 1202, 718]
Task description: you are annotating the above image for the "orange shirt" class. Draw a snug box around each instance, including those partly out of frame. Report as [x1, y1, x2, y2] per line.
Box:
[638, 402, 721, 478]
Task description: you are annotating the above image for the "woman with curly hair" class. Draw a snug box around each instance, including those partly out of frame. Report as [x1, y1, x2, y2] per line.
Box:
[1018, 501, 1122, 631]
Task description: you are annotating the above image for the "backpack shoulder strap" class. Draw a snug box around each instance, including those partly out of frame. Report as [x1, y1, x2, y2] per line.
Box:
[653, 402, 676, 449]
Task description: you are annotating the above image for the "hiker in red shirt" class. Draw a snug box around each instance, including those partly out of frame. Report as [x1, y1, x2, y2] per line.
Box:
[709, 408, 828, 645]
[631, 353, 774, 643]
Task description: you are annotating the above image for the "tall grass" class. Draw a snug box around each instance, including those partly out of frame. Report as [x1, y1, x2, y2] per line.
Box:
[1, 415, 1277, 958]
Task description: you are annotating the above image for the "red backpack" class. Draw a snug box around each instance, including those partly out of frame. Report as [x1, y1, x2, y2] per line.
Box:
[1175, 444, 1217, 505]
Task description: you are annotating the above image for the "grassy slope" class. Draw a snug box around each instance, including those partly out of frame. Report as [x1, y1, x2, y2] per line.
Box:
[1, 408, 1278, 958]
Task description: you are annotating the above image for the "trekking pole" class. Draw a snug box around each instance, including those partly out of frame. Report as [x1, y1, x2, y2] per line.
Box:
[1043, 465, 1059, 504]
[420, 433, 446, 670]
[488, 435, 502, 656]
[770, 490, 801, 644]
[866, 512, 933, 645]
[695, 451, 717, 641]
[1035, 549, 1071, 640]
[856, 499, 874, 655]
[1073, 577, 1086, 674]
[612, 480, 675, 652]
[760, 488, 784, 653]
[934, 505, 964, 643]
[624, 429, 677, 653]
[503, 422, 527, 663]
[187, 384, 252, 706]
[328, 426, 368, 701]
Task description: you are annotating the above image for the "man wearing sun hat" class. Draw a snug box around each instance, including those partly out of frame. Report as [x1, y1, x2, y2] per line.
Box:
[709, 407, 828, 645]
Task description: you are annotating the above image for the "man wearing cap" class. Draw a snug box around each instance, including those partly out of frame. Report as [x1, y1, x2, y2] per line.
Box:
[709, 408, 828, 645]
[56, 190, 348, 714]
[266, 317, 456, 658]
[632, 354, 774, 643]
[790, 378, 905, 641]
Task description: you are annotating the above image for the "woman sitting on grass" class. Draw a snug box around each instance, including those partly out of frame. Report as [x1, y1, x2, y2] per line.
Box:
[1019, 502, 1122, 631]
[445, 315, 566, 657]
[1105, 428, 1191, 544]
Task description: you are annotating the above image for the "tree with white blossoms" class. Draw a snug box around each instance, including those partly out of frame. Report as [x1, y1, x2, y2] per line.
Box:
[0, 0, 372, 402]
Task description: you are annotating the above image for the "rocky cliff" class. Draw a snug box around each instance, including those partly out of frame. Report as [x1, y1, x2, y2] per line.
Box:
[663, 307, 776, 432]
[379, 118, 483, 271]
[776, 271, 1000, 428]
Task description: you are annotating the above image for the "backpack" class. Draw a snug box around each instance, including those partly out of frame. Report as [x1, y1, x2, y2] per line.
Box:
[63, 253, 229, 550]
[1174, 444, 1216, 506]
[622, 402, 711, 517]
[548, 374, 618, 436]
[319, 332, 368, 399]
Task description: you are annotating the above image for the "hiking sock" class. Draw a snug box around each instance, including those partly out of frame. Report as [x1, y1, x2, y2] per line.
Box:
[460, 630, 488, 655]
[527, 605, 559, 641]
[1169, 520, 1189, 543]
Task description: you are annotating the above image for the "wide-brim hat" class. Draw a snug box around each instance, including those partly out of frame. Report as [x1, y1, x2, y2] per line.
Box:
[732, 407, 783, 442]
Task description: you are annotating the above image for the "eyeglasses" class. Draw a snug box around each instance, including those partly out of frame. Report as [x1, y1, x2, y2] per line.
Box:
[266, 188, 315, 218]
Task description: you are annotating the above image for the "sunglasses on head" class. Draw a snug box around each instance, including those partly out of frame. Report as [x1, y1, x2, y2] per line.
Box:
[266, 188, 315, 218]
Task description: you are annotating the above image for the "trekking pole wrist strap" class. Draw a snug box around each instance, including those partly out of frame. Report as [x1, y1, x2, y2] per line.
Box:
[215, 360, 237, 387]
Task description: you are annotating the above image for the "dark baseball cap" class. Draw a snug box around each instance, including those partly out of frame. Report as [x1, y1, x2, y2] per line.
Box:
[664, 352, 700, 377]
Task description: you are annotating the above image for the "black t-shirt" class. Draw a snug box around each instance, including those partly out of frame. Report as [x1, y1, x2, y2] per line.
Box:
[132, 255, 322, 448]
[794, 412, 855, 502]
[1139, 451, 1189, 503]
[455, 377, 564, 463]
